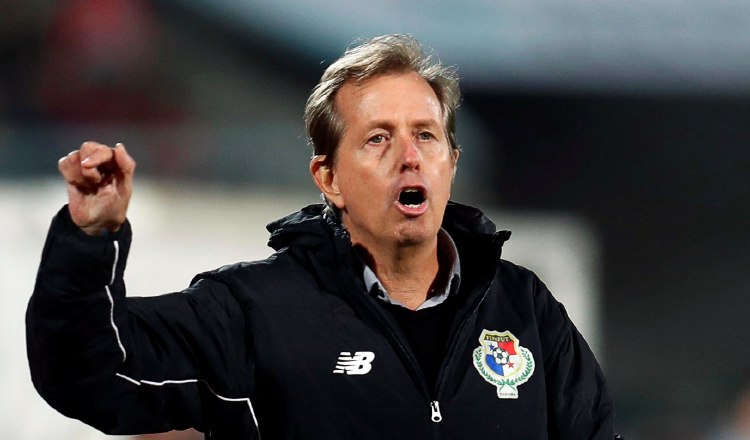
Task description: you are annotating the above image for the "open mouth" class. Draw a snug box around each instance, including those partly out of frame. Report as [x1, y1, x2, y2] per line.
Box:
[398, 188, 426, 208]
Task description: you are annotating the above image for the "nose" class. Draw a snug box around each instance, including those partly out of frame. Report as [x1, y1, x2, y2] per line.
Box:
[398, 135, 420, 171]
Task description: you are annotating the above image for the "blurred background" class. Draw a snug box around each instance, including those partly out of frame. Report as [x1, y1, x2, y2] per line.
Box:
[2, 0, 749, 439]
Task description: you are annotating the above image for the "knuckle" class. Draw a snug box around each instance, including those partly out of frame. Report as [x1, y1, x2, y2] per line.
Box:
[81, 141, 106, 157]
[58, 155, 75, 172]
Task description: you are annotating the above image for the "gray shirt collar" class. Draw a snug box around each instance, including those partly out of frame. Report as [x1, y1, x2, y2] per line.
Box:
[362, 228, 461, 311]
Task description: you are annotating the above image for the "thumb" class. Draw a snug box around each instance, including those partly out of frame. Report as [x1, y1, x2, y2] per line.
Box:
[113, 143, 137, 175]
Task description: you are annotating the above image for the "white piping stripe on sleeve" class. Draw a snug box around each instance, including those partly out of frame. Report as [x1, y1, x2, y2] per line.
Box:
[116, 372, 140, 386]
[108, 241, 260, 436]
[106, 240, 127, 362]
[106, 285, 127, 362]
[115, 373, 260, 437]
[110, 240, 119, 286]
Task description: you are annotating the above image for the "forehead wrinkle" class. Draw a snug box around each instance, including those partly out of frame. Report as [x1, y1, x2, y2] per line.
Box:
[357, 104, 443, 129]
[337, 72, 446, 137]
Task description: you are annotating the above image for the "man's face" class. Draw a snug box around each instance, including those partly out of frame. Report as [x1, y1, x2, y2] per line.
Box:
[316, 71, 458, 250]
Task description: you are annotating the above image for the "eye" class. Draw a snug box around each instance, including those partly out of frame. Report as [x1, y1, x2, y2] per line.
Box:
[367, 134, 387, 144]
[418, 131, 435, 141]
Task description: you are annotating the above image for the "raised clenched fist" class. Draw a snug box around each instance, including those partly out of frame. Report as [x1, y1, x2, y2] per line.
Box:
[58, 141, 136, 235]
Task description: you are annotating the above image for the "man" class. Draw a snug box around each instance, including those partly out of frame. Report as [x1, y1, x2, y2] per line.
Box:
[27, 34, 618, 439]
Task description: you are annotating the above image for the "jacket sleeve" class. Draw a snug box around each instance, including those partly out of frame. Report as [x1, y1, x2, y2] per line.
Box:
[26, 206, 255, 436]
[532, 276, 616, 440]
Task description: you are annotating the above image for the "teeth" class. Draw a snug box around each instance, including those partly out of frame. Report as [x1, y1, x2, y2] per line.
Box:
[399, 188, 425, 207]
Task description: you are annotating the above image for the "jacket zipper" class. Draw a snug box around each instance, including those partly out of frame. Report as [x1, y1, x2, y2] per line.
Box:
[353, 293, 442, 427]
[431, 271, 496, 419]
[432, 233, 505, 408]
[312, 251, 434, 415]
[426, 281, 493, 440]
[430, 400, 443, 422]
[367, 307, 445, 427]
[316, 235, 499, 431]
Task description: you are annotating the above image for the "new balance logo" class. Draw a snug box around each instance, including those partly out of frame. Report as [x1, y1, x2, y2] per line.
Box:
[332, 351, 375, 375]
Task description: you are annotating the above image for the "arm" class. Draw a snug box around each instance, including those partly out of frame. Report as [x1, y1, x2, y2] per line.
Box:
[26, 143, 255, 435]
[533, 277, 616, 440]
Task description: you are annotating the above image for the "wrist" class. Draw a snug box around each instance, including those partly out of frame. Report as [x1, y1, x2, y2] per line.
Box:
[79, 223, 122, 236]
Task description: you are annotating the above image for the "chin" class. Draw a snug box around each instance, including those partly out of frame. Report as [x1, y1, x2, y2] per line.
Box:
[394, 224, 437, 246]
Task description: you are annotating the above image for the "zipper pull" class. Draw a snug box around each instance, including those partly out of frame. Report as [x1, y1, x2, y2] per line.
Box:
[430, 400, 443, 423]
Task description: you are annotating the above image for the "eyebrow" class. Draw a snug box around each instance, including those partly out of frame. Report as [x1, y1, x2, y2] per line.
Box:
[364, 117, 442, 131]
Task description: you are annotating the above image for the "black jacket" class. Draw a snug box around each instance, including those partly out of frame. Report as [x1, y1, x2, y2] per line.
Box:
[27, 202, 615, 439]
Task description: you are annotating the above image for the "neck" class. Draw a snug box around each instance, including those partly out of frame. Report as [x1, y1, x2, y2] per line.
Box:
[353, 236, 441, 311]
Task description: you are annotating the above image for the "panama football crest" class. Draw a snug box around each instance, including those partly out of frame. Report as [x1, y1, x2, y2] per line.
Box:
[472, 329, 535, 399]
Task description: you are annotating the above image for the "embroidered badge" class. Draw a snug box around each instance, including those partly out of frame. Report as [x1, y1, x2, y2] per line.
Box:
[472, 329, 535, 399]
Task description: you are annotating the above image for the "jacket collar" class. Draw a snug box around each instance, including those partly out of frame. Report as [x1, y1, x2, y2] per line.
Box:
[265, 201, 509, 256]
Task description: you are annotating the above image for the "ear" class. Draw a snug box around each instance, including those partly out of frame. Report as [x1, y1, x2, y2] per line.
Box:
[310, 155, 344, 208]
[451, 148, 460, 179]
[451, 147, 460, 164]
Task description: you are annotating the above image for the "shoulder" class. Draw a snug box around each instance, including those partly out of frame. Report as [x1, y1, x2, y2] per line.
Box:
[189, 247, 319, 300]
[495, 258, 546, 297]
[199, 246, 308, 279]
[492, 258, 570, 329]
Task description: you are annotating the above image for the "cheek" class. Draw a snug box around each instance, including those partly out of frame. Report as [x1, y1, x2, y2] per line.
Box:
[337, 170, 375, 206]
[433, 160, 456, 192]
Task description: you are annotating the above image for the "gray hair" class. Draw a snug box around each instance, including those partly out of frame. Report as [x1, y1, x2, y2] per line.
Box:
[304, 34, 461, 167]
